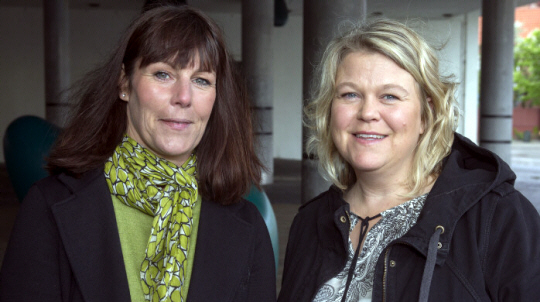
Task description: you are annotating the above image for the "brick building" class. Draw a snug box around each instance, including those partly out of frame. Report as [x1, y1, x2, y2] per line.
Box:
[479, 2, 540, 43]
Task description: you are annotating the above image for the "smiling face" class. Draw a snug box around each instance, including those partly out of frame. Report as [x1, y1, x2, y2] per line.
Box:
[119, 57, 216, 166]
[330, 51, 427, 182]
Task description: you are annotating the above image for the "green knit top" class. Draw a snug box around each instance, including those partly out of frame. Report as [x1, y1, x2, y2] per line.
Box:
[111, 194, 202, 301]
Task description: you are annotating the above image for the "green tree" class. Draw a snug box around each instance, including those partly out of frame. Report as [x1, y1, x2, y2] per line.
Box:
[514, 29, 540, 107]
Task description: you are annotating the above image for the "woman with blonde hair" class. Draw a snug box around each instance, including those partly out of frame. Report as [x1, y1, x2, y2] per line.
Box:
[278, 18, 540, 302]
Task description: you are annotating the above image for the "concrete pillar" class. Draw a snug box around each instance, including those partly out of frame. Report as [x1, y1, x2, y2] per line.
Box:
[44, 0, 71, 127]
[301, 0, 366, 202]
[242, 0, 274, 184]
[479, 0, 515, 164]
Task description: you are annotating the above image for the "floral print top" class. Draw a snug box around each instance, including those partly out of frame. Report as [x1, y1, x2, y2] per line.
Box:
[313, 194, 427, 302]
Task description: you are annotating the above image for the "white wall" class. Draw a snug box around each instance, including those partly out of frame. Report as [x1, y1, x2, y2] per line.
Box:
[463, 10, 481, 144]
[0, 7, 139, 163]
[207, 12, 304, 160]
[406, 15, 480, 144]
[204, 13, 480, 159]
[204, 12, 241, 61]
[0, 6, 45, 162]
[0, 7, 478, 163]
[0, 7, 304, 163]
[271, 16, 303, 159]
[70, 9, 139, 82]
[436, 13, 480, 144]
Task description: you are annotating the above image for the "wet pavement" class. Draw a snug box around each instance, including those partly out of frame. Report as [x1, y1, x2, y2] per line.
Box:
[511, 140, 540, 212]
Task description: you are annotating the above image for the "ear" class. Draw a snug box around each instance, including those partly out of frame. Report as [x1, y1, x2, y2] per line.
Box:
[118, 64, 129, 102]
[427, 97, 434, 111]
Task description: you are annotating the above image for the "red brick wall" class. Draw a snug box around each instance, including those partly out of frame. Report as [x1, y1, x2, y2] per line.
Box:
[479, 2, 540, 44]
[513, 107, 540, 133]
[515, 4, 540, 38]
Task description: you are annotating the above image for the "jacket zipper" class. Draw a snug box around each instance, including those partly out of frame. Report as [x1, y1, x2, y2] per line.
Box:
[382, 247, 391, 302]
[382, 242, 419, 302]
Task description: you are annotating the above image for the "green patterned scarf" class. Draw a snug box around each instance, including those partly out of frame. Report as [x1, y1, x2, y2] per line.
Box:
[105, 135, 198, 302]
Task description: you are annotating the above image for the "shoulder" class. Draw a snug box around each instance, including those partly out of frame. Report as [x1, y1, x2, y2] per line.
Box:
[457, 181, 540, 265]
[22, 174, 72, 208]
[24, 168, 105, 206]
[451, 180, 540, 237]
[476, 184, 540, 298]
[483, 183, 540, 227]
[286, 186, 345, 243]
[202, 198, 263, 224]
[190, 198, 276, 301]
[295, 186, 344, 220]
[194, 197, 273, 263]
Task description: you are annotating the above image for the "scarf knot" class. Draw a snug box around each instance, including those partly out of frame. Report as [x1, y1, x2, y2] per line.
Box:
[105, 135, 197, 302]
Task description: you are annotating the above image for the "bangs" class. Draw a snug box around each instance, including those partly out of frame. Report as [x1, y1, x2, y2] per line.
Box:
[125, 8, 221, 73]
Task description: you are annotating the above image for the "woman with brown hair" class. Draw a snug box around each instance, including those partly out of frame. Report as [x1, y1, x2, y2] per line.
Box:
[0, 5, 275, 302]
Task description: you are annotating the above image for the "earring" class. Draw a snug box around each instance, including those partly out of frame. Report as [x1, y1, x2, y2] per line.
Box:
[121, 93, 126, 98]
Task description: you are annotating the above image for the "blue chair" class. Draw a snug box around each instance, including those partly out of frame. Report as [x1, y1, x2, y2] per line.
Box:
[3, 115, 280, 268]
[3, 115, 60, 202]
[243, 186, 280, 270]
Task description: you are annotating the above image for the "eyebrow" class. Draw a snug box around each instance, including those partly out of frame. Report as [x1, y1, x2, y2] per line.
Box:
[382, 84, 408, 94]
[335, 82, 409, 94]
[334, 82, 356, 90]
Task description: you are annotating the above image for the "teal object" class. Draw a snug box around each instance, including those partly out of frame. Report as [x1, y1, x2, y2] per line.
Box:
[3, 116, 60, 202]
[243, 186, 279, 270]
[2, 115, 280, 269]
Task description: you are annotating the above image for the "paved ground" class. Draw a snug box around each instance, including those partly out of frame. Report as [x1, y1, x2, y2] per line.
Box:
[511, 141, 540, 212]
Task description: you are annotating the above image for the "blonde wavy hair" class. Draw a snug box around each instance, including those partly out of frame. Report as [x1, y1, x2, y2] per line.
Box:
[305, 18, 459, 197]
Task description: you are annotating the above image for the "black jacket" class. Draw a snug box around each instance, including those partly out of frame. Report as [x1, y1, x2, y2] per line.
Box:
[278, 133, 540, 302]
[0, 168, 276, 302]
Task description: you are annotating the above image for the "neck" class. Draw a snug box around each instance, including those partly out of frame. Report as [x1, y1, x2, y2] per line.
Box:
[344, 180, 408, 217]
[343, 169, 432, 217]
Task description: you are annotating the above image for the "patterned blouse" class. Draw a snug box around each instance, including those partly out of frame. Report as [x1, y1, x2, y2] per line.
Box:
[313, 194, 427, 302]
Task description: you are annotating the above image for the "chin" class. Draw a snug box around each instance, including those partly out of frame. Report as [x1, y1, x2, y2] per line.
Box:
[351, 161, 385, 173]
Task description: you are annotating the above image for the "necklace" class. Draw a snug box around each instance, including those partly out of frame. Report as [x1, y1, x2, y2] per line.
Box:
[341, 213, 381, 302]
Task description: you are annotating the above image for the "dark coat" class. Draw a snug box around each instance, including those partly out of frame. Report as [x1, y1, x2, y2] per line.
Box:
[0, 168, 276, 302]
[278, 133, 540, 302]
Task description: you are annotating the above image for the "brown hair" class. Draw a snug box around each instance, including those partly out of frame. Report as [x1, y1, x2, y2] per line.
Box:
[48, 5, 262, 205]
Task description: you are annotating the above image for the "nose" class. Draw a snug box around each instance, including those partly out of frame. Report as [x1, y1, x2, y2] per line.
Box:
[172, 78, 192, 107]
[357, 97, 380, 121]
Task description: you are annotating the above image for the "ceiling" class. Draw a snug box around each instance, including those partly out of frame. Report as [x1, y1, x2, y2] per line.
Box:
[0, 0, 536, 19]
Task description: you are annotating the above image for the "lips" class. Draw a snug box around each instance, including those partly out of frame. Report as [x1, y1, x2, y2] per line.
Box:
[354, 133, 386, 139]
[161, 118, 192, 124]
[160, 118, 192, 130]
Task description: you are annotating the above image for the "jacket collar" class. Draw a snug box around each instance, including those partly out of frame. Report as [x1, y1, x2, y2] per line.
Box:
[398, 133, 515, 264]
[315, 187, 349, 253]
[51, 168, 131, 302]
[315, 133, 516, 265]
[50, 168, 258, 302]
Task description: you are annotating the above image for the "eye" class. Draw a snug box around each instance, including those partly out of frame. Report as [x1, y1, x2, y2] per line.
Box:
[340, 92, 359, 99]
[193, 77, 212, 87]
[382, 94, 398, 101]
[154, 71, 171, 80]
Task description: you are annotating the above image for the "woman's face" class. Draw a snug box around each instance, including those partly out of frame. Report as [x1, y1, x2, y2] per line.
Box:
[330, 51, 427, 181]
[120, 57, 216, 166]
